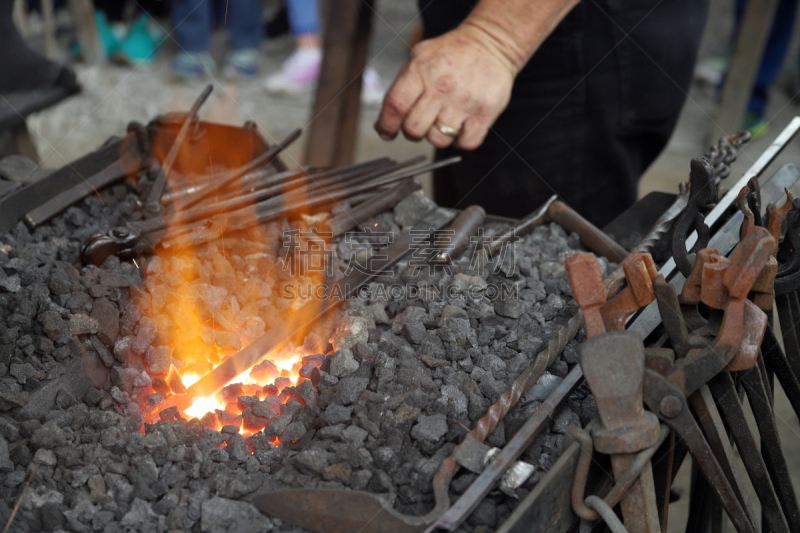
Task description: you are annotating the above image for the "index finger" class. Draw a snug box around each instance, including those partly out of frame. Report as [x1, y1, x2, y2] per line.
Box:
[375, 64, 424, 140]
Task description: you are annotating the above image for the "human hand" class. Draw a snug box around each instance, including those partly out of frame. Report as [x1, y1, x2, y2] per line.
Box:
[374, 23, 518, 150]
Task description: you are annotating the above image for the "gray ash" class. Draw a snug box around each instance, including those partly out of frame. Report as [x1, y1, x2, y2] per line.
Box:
[0, 178, 602, 533]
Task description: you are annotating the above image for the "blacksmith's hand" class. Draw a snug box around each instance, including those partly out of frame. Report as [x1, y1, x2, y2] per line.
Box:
[374, 0, 578, 150]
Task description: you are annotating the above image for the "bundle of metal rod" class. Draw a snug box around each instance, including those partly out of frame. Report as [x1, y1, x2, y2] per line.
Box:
[164, 156, 420, 229]
[165, 128, 302, 209]
[170, 153, 394, 213]
[160, 157, 458, 249]
[79, 156, 460, 265]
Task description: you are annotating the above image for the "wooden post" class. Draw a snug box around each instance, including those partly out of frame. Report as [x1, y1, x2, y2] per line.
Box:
[708, 0, 779, 145]
[41, 0, 58, 60]
[67, 0, 103, 65]
[12, 0, 28, 36]
[303, 0, 374, 167]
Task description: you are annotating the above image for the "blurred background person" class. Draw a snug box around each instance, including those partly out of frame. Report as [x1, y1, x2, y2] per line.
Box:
[694, 0, 799, 138]
[734, 0, 799, 137]
[92, 0, 166, 64]
[263, 0, 385, 104]
[170, 0, 262, 80]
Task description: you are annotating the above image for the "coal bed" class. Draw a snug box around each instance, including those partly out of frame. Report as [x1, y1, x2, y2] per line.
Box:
[0, 164, 606, 533]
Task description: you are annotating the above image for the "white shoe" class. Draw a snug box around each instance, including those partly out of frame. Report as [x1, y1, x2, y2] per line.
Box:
[265, 47, 386, 105]
[361, 67, 385, 106]
[265, 47, 322, 95]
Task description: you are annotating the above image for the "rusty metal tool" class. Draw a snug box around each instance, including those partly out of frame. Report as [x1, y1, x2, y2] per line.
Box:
[169, 128, 301, 210]
[159, 158, 456, 249]
[738, 360, 800, 529]
[707, 371, 793, 533]
[629, 162, 800, 341]
[667, 118, 800, 279]
[167, 156, 420, 228]
[570, 425, 670, 526]
[566, 253, 661, 533]
[656, 273, 759, 530]
[642, 228, 777, 533]
[165, 157, 389, 208]
[480, 195, 627, 262]
[641, 342, 755, 533]
[434, 205, 486, 262]
[671, 157, 718, 277]
[673, 215, 800, 533]
[657, 276, 778, 532]
[24, 136, 151, 228]
[600, 253, 658, 331]
[143, 84, 213, 218]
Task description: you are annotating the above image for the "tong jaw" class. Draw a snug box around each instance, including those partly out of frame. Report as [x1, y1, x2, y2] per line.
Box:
[672, 157, 717, 277]
[775, 198, 800, 294]
[565, 253, 662, 450]
[661, 226, 774, 374]
[81, 226, 144, 266]
[566, 252, 662, 533]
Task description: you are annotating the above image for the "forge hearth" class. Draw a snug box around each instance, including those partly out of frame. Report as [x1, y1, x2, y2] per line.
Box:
[0, 114, 602, 533]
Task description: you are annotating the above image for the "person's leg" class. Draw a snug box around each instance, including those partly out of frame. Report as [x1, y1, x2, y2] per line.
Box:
[221, 0, 262, 78]
[285, 0, 321, 42]
[748, 0, 798, 118]
[265, 0, 322, 93]
[170, 0, 215, 79]
[172, 0, 211, 53]
[226, 0, 263, 50]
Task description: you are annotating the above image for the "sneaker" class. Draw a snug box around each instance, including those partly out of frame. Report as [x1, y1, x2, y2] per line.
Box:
[694, 56, 728, 86]
[745, 112, 769, 140]
[361, 67, 385, 106]
[265, 46, 322, 94]
[170, 51, 215, 82]
[265, 47, 386, 104]
[115, 13, 161, 64]
[224, 48, 260, 80]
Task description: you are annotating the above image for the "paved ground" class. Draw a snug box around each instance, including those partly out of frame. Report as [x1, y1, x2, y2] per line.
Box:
[17, 0, 800, 530]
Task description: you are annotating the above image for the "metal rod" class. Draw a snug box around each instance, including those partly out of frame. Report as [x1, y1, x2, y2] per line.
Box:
[170, 127, 302, 210]
[426, 365, 584, 532]
[161, 158, 460, 247]
[325, 178, 421, 237]
[145, 84, 213, 215]
[548, 200, 628, 263]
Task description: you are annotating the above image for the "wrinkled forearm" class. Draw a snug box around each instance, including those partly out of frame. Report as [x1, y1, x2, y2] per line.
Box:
[461, 0, 580, 76]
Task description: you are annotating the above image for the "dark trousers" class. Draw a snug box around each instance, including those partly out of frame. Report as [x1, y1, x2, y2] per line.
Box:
[735, 0, 798, 117]
[424, 0, 709, 227]
[172, 0, 263, 52]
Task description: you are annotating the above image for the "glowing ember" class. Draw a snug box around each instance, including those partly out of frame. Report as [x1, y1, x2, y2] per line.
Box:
[184, 395, 225, 420]
[125, 130, 331, 437]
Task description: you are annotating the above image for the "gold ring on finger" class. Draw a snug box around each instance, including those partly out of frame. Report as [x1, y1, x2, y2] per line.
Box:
[434, 120, 460, 138]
